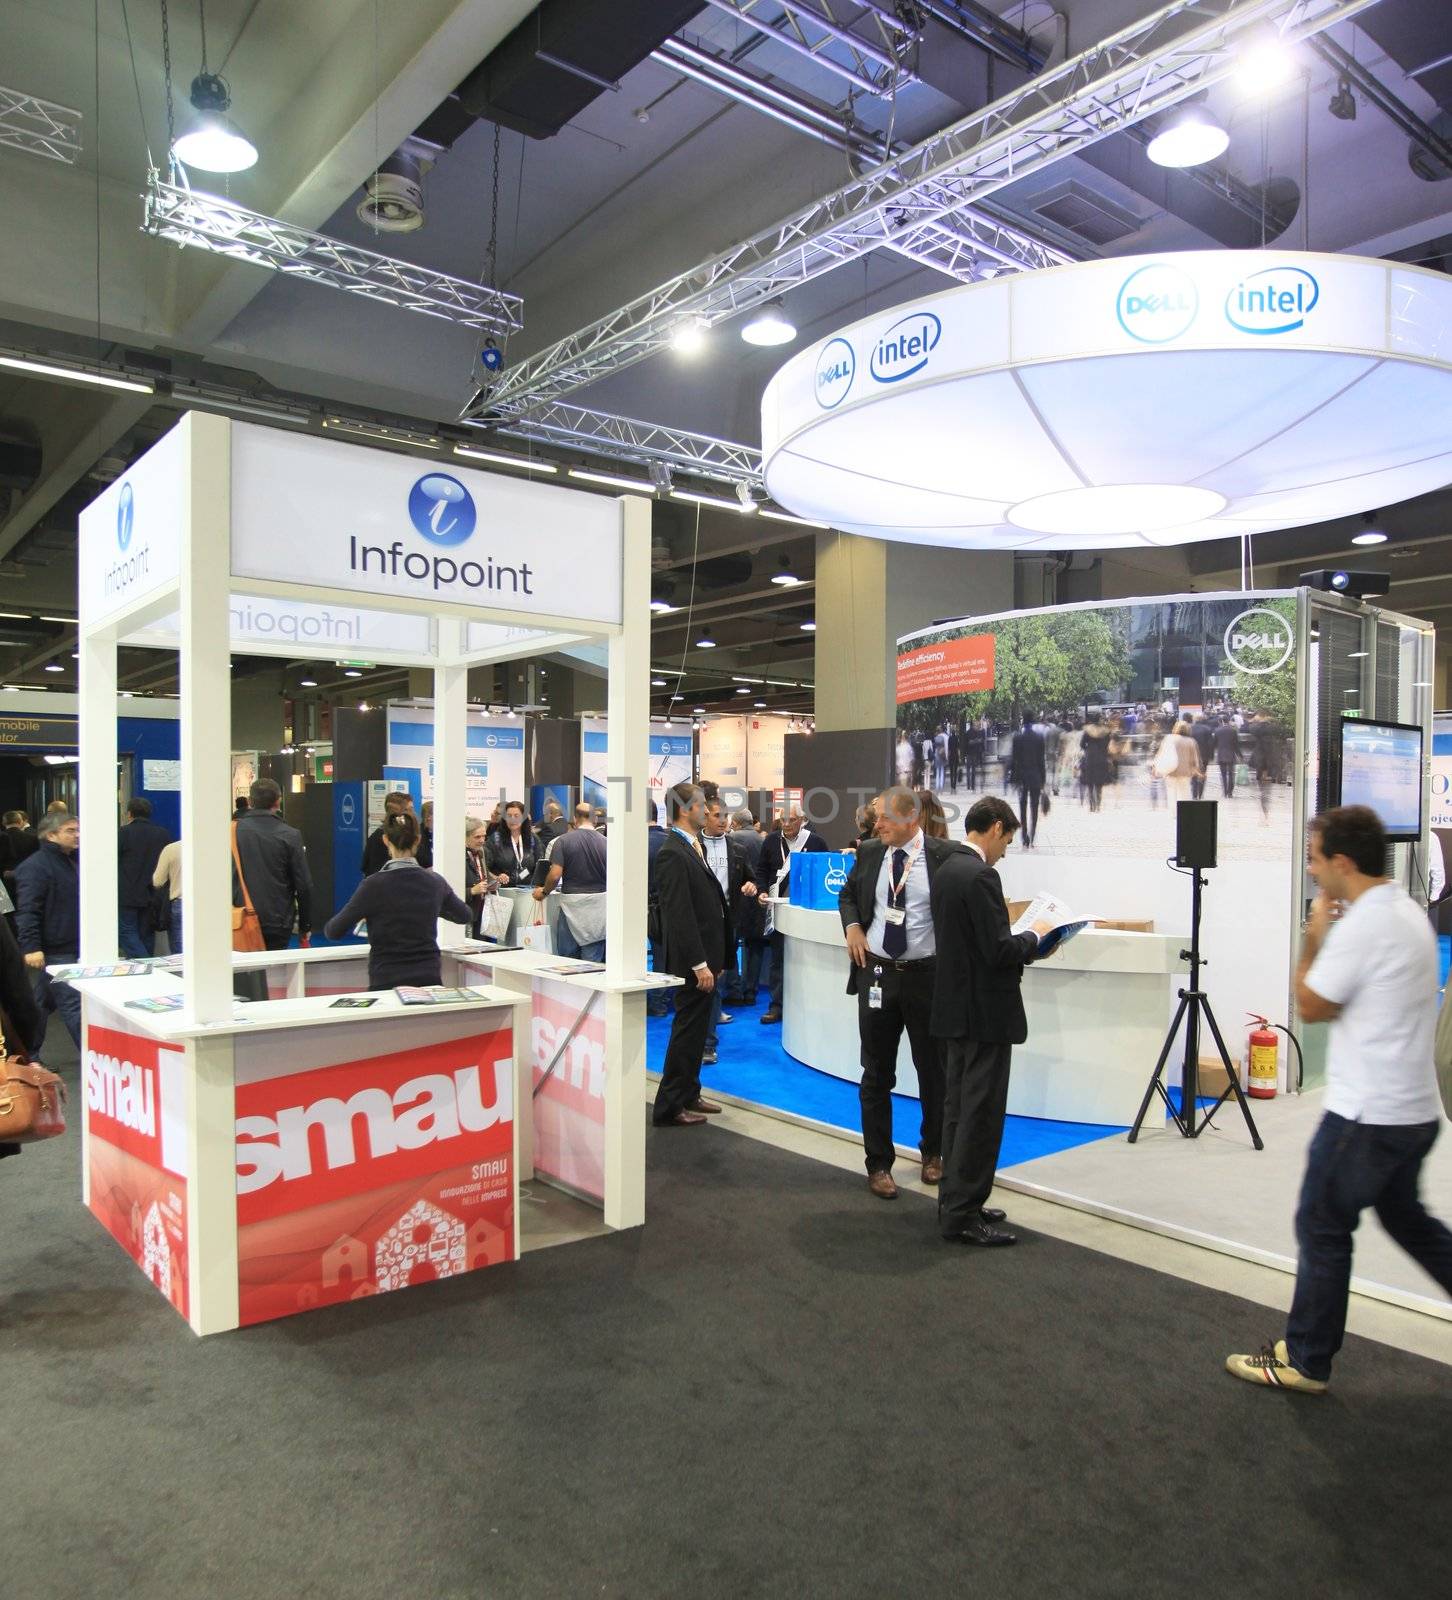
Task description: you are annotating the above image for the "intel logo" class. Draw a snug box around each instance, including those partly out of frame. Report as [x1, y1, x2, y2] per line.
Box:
[407, 473, 476, 547]
[1223, 607, 1294, 675]
[815, 337, 855, 410]
[869, 312, 941, 385]
[117, 482, 134, 551]
[1116, 263, 1198, 344]
[1226, 266, 1319, 335]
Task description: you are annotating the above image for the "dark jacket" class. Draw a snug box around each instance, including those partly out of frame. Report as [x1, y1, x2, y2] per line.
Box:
[14, 841, 80, 958]
[0, 911, 45, 1057]
[757, 827, 828, 902]
[324, 860, 471, 989]
[117, 818, 172, 911]
[1212, 722, 1240, 762]
[929, 848, 1039, 1043]
[233, 809, 313, 939]
[362, 822, 431, 876]
[1008, 726, 1047, 791]
[838, 833, 963, 995]
[655, 829, 733, 979]
[1190, 721, 1216, 769]
[485, 829, 537, 888]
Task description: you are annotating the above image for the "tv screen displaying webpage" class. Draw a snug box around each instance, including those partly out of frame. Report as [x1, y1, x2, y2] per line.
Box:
[1337, 717, 1424, 841]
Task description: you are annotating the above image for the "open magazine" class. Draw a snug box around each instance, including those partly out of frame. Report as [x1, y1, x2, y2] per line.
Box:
[1010, 893, 1103, 959]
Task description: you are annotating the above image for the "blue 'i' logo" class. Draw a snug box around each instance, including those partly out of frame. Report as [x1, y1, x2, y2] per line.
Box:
[117, 482, 134, 550]
[407, 474, 477, 547]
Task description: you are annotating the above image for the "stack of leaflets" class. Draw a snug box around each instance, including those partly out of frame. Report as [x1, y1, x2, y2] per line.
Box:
[1010, 893, 1103, 958]
[52, 960, 155, 980]
[125, 993, 185, 1013]
[394, 985, 491, 1006]
[537, 959, 606, 974]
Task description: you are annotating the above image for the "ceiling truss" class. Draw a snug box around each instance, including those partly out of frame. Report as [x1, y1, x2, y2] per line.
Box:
[0, 84, 82, 164]
[703, 0, 921, 97]
[482, 0, 1379, 419]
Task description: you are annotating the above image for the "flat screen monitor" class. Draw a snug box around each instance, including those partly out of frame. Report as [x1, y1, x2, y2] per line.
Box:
[1336, 717, 1424, 842]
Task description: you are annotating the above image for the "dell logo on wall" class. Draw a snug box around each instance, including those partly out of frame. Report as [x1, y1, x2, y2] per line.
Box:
[870, 312, 942, 383]
[1223, 608, 1294, 675]
[340, 793, 356, 827]
[1116, 262, 1198, 344]
[407, 474, 476, 547]
[1225, 266, 1320, 335]
[815, 337, 855, 410]
[117, 482, 134, 551]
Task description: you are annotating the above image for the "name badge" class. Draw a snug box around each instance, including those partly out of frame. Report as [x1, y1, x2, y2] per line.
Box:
[884, 907, 906, 926]
[867, 984, 883, 1010]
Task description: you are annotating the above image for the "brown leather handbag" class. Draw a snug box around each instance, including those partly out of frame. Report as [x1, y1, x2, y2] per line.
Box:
[0, 1013, 67, 1142]
[231, 823, 267, 953]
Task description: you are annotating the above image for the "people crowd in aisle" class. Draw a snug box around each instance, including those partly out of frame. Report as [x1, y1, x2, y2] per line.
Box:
[13, 810, 82, 1047]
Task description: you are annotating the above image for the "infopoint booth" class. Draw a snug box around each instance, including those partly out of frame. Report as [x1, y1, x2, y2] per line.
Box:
[70, 412, 660, 1335]
[759, 251, 1448, 1304]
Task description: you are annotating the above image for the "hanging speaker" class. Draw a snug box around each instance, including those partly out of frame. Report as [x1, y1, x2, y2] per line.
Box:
[1176, 801, 1218, 869]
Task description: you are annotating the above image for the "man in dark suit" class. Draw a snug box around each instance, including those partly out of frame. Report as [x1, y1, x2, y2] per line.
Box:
[725, 809, 767, 1004]
[699, 797, 760, 1062]
[930, 795, 1051, 1247]
[757, 805, 828, 1024]
[645, 800, 672, 1017]
[1213, 716, 1240, 799]
[1189, 714, 1216, 800]
[1007, 715, 1047, 850]
[117, 796, 172, 958]
[840, 788, 960, 1200]
[652, 782, 733, 1128]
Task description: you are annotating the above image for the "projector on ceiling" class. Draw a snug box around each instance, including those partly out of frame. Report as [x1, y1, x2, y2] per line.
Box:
[1299, 568, 1389, 599]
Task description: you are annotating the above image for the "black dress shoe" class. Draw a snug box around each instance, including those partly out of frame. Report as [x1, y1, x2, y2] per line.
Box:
[982, 1207, 1006, 1224]
[760, 1008, 782, 1024]
[653, 1110, 707, 1127]
[945, 1217, 1017, 1247]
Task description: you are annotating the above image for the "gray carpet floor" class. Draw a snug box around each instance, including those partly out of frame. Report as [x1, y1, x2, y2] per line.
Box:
[4, 1040, 1449, 1599]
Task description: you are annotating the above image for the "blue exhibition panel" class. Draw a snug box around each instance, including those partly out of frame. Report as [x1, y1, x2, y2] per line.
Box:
[332, 781, 365, 914]
[790, 852, 851, 911]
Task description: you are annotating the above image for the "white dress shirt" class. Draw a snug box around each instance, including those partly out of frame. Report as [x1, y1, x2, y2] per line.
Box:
[866, 829, 934, 961]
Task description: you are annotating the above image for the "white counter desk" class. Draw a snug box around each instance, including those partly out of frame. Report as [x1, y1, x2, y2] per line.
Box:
[773, 901, 1187, 1127]
[64, 943, 676, 1336]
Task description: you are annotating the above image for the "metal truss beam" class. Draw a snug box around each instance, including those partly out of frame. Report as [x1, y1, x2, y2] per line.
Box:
[485, 0, 1375, 418]
[0, 85, 82, 164]
[482, 403, 763, 485]
[142, 173, 524, 337]
[704, 0, 919, 96]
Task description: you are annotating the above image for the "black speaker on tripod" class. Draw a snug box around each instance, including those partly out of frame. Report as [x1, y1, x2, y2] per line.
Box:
[1175, 801, 1217, 869]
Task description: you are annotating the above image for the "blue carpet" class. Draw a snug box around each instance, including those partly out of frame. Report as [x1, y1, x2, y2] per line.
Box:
[1440, 935, 1450, 993]
[645, 992, 1120, 1168]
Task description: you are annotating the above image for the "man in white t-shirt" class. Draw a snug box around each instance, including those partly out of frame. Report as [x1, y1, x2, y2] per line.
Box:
[1227, 805, 1452, 1394]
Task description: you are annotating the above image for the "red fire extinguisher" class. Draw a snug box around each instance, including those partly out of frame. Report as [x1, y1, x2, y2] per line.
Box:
[1246, 1015, 1278, 1099]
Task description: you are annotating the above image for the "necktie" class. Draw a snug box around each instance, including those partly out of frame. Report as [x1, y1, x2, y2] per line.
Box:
[882, 848, 908, 958]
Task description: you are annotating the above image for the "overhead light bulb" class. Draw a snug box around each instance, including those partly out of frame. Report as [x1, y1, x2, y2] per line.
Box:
[651, 677, 667, 687]
[799, 621, 816, 632]
[735, 481, 759, 515]
[753, 700, 766, 708]
[1147, 106, 1229, 168]
[741, 299, 797, 347]
[672, 316, 709, 356]
[1237, 38, 1295, 96]
[736, 687, 751, 695]
[1352, 515, 1387, 546]
[299, 677, 318, 687]
[44, 663, 64, 672]
[171, 74, 259, 173]
[344, 669, 363, 678]
[696, 634, 717, 649]
[649, 599, 676, 613]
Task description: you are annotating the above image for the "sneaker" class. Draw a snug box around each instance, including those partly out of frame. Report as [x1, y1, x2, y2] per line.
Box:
[1225, 1339, 1327, 1394]
[702, 1048, 717, 1065]
[717, 1011, 734, 1025]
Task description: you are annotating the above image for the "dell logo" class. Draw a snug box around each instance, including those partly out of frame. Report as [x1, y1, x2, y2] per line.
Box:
[340, 793, 356, 827]
[870, 312, 941, 383]
[1223, 608, 1294, 675]
[814, 337, 856, 410]
[824, 865, 848, 893]
[1225, 266, 1320, 335]
[1116, 263, 1198, 344]
[117, 482, 134, 551]
[407, 473, 476, 547]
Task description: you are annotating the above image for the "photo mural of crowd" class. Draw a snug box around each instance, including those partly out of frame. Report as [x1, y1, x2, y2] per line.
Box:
[894, 596, 1296, 861]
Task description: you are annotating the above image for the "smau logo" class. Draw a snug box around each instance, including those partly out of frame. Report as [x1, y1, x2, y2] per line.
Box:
[815, 337, 855, 410]
[1225, 266, 1319, 335]
[870, 311, 941, 383]
[407, 473, 476, 547]
[1116, 262, 1198, 344]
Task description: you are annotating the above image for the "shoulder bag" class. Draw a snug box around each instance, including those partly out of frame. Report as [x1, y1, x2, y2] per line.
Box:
[0, 1009, 67, 1142]
[231, 823, 267, 953]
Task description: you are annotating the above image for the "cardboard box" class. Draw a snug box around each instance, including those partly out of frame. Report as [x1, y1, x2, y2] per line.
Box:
[1093, 918, 1156, 933]
[1196, 1055, 1244, 1096]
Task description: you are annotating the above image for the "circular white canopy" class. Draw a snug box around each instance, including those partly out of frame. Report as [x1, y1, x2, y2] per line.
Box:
[760, 251, 1452, 550]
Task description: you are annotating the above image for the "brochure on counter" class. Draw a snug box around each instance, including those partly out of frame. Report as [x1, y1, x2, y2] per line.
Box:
[394, 985, 493, 1006]
[52, 955, 182, 981]
[1010, 893, 1103, 958]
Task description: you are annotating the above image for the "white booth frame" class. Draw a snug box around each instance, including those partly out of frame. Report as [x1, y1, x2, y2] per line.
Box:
[76, 414, 653, 1314]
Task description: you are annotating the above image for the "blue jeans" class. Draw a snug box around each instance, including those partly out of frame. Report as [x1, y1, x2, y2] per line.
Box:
[31, 962, 82, 1049]
[704, 989, 723, 1052]
[168, 898, 183, 955]
[118, 908, 154, 959]
[1286, 1112, 1452, 1381]
[556, 915, 604, 965]
[647, 937, 672, 1015]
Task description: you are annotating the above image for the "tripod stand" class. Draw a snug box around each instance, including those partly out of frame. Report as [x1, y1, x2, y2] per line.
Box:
[1128, 865, 1264, 1148]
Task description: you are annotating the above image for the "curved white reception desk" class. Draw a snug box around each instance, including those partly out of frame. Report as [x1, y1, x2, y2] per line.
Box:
[774, 901, 1188, 1127]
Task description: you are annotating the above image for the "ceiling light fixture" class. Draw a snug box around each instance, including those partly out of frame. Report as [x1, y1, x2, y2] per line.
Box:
[1146, 104, 1229, 168]
[741, 299, 797, 347]
[0, 352, 154, 394]
[672, 316, 709, 356]
[344, 669, 363, 678]
[1351, 513, 1387, 546]
[799, 621, 816, 632]
[170, 37, 259, 174]
[323, 417, 438, 449]
[1236, 37, 1296, 96]
[651, 677, 667, 686]
[299, 677, 318, 687]
[670, 489, 742, 512]
[649, 599, 677, 613]
[39, 616, 74, 624]
[454, 445, 558, 473]
[1328, 76, 1357, 120]
[695, 634, 717, 649]
[735, 481, 759, 515]
[736, 687, 751, 694]
[44, 663, 64, 672]
[568, 467, 654, 493]
[753, 700, 766, 708]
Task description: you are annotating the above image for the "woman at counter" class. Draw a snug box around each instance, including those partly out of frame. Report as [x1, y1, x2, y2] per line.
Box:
[486, 801, 537, 888]
[324, 812, 472, 989]
[465, 816, 496, 937]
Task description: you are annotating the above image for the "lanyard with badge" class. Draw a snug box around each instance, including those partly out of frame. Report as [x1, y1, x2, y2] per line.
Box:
[869, 846, 915, 1010]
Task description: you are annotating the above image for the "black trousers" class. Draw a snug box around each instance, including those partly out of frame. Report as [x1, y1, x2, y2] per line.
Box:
[857, 963, 943, 1173]
[654, 975, 715, 1123]
[1218, 759, 1235, 797]
[939, 1037, 1014, 1236]
[1015, 785, 1040, 844]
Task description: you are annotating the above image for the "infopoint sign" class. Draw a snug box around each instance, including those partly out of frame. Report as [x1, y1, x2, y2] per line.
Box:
[1117, 259, 1323, 345]
[79, 417, 185, 625]
[230, 424, 623, 625]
